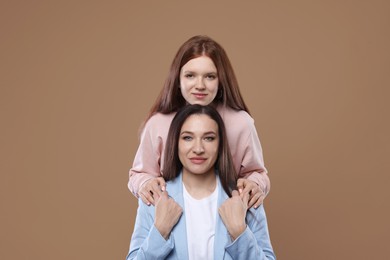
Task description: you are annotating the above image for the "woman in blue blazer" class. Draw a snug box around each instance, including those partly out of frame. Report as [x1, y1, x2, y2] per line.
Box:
[126, 105, 275, 260]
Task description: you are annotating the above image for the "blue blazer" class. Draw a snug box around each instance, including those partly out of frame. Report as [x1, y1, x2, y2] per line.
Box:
[127, 174, 276, 260]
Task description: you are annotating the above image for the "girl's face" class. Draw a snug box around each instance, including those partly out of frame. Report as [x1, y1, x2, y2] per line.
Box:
[178, 114, 219, 177]
[179, 56, 219, 106]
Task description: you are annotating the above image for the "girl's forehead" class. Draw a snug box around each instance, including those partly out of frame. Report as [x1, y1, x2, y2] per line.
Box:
[181, 56, 217, 72]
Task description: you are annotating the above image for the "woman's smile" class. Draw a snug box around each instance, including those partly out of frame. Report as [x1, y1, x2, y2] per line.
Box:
[189, 157, 207, 164]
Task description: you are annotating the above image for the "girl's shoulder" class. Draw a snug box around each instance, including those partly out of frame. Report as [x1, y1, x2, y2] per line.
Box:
[143, 112, 176, 131]
[217, 105, 254, 126]
[138, 112, 176, 139]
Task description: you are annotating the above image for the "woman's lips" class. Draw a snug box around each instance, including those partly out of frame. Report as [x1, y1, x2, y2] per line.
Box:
[190, 157, 206, 164]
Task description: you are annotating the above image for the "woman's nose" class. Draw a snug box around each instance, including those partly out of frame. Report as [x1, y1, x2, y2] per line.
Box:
[193, 140, 205, 154]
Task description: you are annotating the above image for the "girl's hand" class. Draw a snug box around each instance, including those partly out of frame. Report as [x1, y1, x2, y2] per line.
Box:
[139, 177, 166, 206]
[236, 178, 265, 209]
[154, 191, 182, 240]
[218, 190, 248, 241]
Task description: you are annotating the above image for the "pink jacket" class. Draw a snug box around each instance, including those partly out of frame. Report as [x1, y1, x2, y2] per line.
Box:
[128, 105, 270, 197]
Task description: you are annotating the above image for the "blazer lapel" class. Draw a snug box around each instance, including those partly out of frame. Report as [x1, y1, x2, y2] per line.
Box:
[166, 174, 189, 260]
[213, 178, 230, 260]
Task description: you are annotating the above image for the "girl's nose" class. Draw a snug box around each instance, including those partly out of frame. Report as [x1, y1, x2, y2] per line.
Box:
[195, 78, 206, 90]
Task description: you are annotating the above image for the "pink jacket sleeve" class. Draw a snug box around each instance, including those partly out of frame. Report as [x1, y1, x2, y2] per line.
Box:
[220, 106, 270, 196]
[240, 120, 270, 195]
[128, 118, 164, 197]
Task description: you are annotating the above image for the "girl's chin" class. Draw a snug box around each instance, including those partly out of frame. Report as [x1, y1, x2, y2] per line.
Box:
[189, 101, 210, 106]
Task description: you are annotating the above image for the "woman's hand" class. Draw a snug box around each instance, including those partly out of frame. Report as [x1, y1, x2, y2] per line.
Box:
[154, 191, 182, 240]
[218, 190, 248, 241]
[236, 178, 265, 209]
[139, 177, 166, 206]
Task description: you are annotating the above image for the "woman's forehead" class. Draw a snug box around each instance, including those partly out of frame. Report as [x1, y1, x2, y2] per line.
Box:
[180, 114, 218, 133]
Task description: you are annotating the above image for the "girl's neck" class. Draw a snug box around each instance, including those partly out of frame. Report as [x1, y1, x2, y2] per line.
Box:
[182, 169, 217, 200]
[185, 101, 220, 109]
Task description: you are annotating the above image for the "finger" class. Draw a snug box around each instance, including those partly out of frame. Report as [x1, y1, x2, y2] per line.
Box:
[247, 192, 260, 208]
[253, 194, 265, 209]
[241, 182, 255, 196]
[236, 179, 244, 194]
[242, 189, 250, 206]
[139, 191, 154, 206]
[150, 182, 163, 200]
[156, 177, 166, 191]
[160, 189, 169, 199]
[239, 185, 252, 201]
[231, 190, 239, 197]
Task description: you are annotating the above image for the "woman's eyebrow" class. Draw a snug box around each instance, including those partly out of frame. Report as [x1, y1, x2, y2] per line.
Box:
[180, 130, 216, 135]
[180, 131, 194, 135]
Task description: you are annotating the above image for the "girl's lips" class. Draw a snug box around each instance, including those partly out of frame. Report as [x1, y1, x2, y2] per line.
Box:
[193, 93, 207, 99]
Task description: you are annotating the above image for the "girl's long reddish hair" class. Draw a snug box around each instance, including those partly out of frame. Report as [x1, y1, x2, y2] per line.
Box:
[145, 35, 250, 124]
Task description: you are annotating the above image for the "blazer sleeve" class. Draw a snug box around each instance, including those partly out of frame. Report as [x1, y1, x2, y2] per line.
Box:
[240, 117, 271, 196]
[128, 117, 164, 197]
[225, 205, 276, 260]
[126, 199, 174, 260]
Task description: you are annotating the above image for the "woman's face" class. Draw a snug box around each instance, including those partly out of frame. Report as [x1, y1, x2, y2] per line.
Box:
[179, 56, 219, 106]
[178, 114, 219, 177]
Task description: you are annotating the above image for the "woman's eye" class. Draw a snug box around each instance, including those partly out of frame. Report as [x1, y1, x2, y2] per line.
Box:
[184, 74, 194, 78]
[204, 136, 215, 141]
[182, 136, 193, 141]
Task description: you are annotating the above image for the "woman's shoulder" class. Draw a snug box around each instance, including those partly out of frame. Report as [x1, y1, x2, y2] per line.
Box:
[246, 204, 267, 226]
[165, 175, 183, 199]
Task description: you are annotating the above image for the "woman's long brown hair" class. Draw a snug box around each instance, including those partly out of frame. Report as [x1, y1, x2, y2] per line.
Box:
[162, 104, 237, 197]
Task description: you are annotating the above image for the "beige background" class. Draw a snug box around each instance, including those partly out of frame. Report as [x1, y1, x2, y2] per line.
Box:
[1, 1, 389, 259]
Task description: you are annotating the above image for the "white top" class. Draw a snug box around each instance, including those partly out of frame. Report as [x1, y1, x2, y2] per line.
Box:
[183, 178, 219, 260]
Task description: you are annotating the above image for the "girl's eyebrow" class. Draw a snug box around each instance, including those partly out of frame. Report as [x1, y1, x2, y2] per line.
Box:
[182, 70, 217, 74]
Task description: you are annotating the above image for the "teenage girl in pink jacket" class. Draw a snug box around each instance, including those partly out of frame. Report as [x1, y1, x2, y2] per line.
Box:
[128, 35, 270, 208]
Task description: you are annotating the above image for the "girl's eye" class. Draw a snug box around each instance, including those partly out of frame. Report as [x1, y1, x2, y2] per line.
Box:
[206, 74, 217, 80]
[184, 74, 194, 78]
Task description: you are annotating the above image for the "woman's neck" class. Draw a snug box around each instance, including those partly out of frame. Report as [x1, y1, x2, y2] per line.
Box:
[182, 169, 217, 200]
